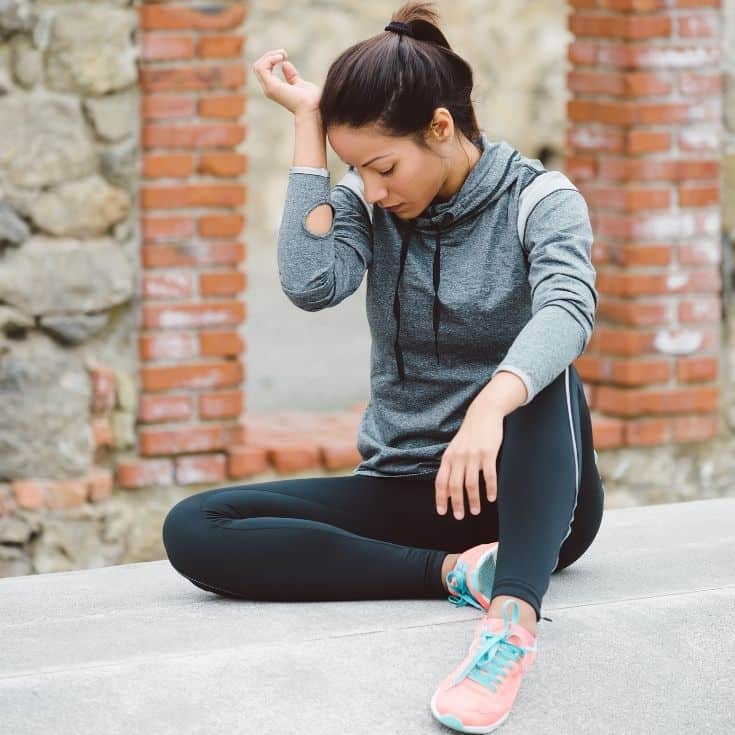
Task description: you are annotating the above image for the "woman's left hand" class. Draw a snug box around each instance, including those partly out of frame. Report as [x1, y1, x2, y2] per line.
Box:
[435, 404, 504, 519]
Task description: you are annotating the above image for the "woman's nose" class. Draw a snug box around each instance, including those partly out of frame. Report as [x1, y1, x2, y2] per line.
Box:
[361, 177, 387, 205]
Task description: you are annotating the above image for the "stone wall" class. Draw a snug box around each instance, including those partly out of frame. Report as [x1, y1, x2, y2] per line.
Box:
[0, 0, 140, 573]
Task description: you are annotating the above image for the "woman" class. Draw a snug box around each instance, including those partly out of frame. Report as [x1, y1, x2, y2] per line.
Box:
[162, 2, 605, 732]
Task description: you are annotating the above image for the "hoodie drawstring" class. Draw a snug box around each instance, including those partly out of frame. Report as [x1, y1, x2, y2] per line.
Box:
[393, 221, 445, 389]
[392, 224, 413, 389]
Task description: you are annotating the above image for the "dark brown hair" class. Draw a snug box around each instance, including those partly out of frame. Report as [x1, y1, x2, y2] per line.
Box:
[318, 1, 482, 151]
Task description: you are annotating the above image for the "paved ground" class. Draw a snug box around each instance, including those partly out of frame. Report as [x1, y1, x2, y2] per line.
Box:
[1, 496, 734, 734]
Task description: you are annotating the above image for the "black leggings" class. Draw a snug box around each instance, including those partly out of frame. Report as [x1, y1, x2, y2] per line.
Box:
[162, 365, 604, 622]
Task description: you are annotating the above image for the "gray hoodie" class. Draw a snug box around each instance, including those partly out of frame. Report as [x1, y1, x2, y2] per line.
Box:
[277, 131, 597, 477]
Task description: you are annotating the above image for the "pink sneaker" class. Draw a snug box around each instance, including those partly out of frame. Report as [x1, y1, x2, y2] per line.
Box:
[445, 542, 499, 611]
[430, 599, 538, 733]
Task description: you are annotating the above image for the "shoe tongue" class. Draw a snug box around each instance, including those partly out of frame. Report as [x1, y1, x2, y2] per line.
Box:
[482, 616, 535, 646]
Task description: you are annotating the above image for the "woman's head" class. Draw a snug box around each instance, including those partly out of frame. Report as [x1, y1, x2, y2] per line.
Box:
[319, 1, 483, 219]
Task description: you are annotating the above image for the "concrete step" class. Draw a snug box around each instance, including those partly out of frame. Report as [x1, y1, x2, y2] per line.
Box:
[1, 497, 734, 734]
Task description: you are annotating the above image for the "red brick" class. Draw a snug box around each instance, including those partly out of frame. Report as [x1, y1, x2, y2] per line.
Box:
[596, 42, 720, 70]
[227, 444, 269, 478]
[142, 272, 196, 300]
[141, 95, 196, 120]
[567, 70, 672, 98]
[678, 298, 720, 322]
[45, 480, 88, 510]
[321, 442, 362, 471]
[678, 241, 721, 266]
[591, 327, 656, 356]
[142, 216, 195, 242]
[590, 414, 625, 449]
[141, 184, 245, 209]
[140, 5, 246, 31]
[142, 124, 245, 149]
[564, 155, 597, 180]
[676, 356, 718, 382]
[143, 153, 195, 179]
[116, 458, 174, 488]
[568, 100, 691, 126]
[199, 271, 246, 296]
[569, 13, 671, 39]
[198, 34, 244, 58]
[139, 332, 198, 362]
[679, 184, 719, 206]
[140, 65, 245, 92]
[91, 365, 117, 414]
[11, 479, 46, 510]
[672, 414, 718, 442]
[142, 242, 245, 268]
[678, 13, 718, 37]
[199, 330, 244, 357]
[597, 268, 720, 297]
[92, 416, 114, 447]
[265, 442, 321, 474]
[175, 454, 227, 485]
[598, 157, 720, 181]
[139, 423, 244, 456]
[596, 385, 719, 416]
[198, 214, 244, 238]
[624, 418, 672, 446]
[588, 1, 660, 10]
[612, 358, 671, 385]
[199, 94, 246, 119]
[139, 394, 194, 423]
[626, 129, 672, 154]
[142, 34, 195, 60]
[198, 152, 246, 176]
[199, 390, 243, 419]
[679, 71, 723, 95]
[86, 468, 113, 503]
[567, 125, 625, 154]
[597, 297, 670, 326]
[568, 40, 598, 66]
[142, 301, 245, 329]
[575, 355, 672, 385]
[596, 210, 719, 240]
[607, 243, 672, 267]
[141, 361, 243, 391]
[579, 184, 670, 210]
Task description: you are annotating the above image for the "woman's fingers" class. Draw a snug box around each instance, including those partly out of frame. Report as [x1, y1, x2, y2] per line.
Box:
[252, 49, 290, 96]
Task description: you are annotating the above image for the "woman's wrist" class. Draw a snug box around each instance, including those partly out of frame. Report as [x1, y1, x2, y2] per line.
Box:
[470, 371, 528, 417]
[293, 111, 327, 169]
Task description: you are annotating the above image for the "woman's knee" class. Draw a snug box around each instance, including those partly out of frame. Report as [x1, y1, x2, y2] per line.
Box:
[162, 492, 212, 573]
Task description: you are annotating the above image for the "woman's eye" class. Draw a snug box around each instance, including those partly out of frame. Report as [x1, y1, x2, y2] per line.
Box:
[380, 165, 395, 177]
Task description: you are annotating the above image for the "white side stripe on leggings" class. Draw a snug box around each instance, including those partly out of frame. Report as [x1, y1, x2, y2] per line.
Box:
[550, 366, 581, 573]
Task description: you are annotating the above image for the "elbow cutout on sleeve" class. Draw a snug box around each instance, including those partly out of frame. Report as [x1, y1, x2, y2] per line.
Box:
[302, 202, 336, 239]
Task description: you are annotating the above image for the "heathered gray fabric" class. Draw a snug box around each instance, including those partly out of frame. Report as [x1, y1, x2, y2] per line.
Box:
[277, 132, 597, 477]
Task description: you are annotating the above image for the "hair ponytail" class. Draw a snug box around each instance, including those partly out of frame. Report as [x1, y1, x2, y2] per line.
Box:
[318, 1, 482, 150]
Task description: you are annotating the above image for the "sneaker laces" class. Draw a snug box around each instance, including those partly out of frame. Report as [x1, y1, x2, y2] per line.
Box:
[452, 599, 537, 690]
[446, 563, 484, 611]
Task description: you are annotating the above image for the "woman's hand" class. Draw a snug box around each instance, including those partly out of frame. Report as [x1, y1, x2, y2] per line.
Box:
[435, 404, 504, 519]
[252, 48, 322, 117]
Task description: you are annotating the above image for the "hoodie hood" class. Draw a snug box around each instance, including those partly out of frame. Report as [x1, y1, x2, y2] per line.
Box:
[390, 132, 524, 388]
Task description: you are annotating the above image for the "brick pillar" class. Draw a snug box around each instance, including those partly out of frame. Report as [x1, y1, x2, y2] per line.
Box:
[123, 1, 249, 488]
[566, 0, 724, 449]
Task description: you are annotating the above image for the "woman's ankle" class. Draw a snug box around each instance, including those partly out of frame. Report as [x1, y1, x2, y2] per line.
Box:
[486, 595, 537, 636]
[440, 553, 460, 593]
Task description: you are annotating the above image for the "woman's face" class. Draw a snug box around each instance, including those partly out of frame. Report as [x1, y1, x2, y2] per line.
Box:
[327, 123, 448, 220]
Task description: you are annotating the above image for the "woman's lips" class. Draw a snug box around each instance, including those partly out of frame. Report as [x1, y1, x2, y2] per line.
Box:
[384, 204, 403, 212]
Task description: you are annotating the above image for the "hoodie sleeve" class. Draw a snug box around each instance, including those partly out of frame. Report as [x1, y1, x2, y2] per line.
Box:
[276, 167, 374, 311]
[491, 180, 598, 406]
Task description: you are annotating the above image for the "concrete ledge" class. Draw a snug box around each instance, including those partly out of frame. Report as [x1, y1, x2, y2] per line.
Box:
[2, 497, 734, 734]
